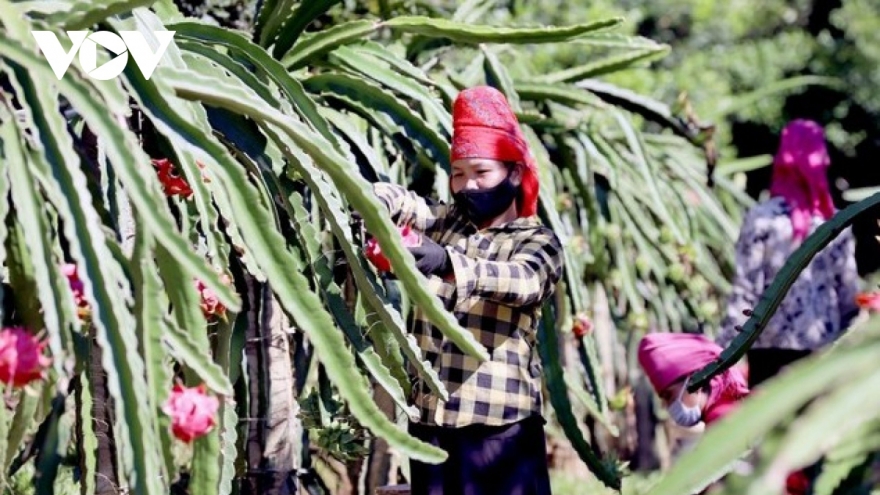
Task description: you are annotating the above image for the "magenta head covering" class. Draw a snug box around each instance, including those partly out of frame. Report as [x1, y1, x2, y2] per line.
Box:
[769, 119, 835, 240]
[638, 333, 749, 412]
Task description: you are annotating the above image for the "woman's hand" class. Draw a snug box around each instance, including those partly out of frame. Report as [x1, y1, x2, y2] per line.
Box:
[408, 235, 451, 277]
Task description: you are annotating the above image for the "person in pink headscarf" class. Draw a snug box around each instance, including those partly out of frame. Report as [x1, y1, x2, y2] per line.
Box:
[716, 119, 860, 388]
[638, 332, 811, 495]
[638, 333, 747, 495]
[638, 333, 749, 427]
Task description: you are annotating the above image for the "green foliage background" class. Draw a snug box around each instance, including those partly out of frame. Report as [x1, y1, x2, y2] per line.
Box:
[507, 0, 880, 274]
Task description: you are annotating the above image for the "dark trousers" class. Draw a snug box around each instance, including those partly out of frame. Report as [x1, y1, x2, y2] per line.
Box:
[746, 348, 812, 388]
[408, 416, 552, 495]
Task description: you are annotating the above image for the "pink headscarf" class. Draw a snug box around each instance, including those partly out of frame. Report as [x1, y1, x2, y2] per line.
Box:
[769, 119, 835, 241]
[638, 333, 749, 423]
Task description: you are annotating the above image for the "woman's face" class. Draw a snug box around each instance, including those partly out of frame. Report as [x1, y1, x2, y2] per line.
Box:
[659, 378, 705, 409]
[450, 158, 521, 194]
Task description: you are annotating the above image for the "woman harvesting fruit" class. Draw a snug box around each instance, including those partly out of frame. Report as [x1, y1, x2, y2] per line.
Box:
[359, 86, 564, 495]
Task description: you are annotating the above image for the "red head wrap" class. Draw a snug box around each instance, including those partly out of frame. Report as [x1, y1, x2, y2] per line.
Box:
[451, 86, 539, 217]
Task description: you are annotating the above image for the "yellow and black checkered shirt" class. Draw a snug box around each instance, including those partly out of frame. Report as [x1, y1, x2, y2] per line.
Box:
[374, 183, 564, 427]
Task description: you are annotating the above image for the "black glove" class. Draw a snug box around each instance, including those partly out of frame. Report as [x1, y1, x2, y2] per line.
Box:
[408, 235, 452, 277]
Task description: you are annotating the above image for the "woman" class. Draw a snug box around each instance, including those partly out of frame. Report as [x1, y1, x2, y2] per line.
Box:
[716, 119, 860, 388]
[638, 332, 749, 429]
[638, 332, 811, 495]
[365, 86, 564, 495]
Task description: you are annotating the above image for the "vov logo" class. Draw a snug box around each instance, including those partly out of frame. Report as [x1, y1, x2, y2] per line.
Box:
[31, 31, 176, 81]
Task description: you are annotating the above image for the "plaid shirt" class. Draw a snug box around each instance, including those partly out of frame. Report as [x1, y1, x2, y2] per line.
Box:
[373, 183, 564, 427]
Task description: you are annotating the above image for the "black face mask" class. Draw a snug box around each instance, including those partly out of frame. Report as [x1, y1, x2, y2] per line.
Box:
[453, 174, 519, 224]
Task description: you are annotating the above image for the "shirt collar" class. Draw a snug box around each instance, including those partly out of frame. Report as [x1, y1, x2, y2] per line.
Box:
[450, 206, 542, 232]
